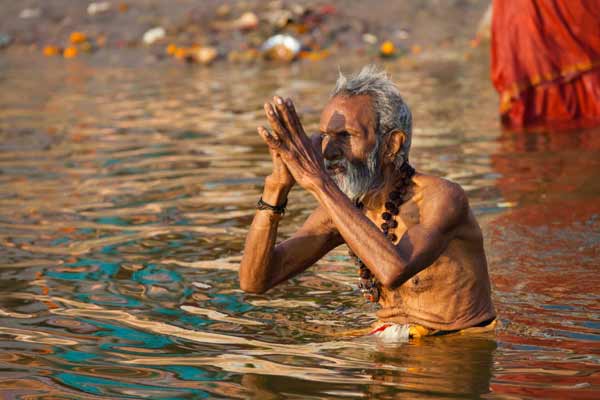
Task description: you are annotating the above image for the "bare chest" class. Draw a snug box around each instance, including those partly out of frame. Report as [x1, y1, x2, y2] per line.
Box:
[364, 198, 421, 243]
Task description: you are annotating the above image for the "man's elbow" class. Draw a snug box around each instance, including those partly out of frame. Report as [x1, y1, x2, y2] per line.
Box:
[379, 274, 402, 290]
[239, 280, 269, 294]
[378, 266, 409, 290]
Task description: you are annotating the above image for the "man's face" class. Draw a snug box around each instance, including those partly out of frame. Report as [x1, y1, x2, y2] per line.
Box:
[319, 95, 381, 201]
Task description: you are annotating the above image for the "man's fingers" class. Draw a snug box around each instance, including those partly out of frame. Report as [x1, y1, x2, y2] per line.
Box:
[274, 96, 302, 141]
[264, 102, 289, 142]
[285, 97, 304, 133]
[257, 126, 281, 149]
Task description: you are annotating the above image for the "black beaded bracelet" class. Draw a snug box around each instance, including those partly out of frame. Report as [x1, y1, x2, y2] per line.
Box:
[256, 197, 287, 214]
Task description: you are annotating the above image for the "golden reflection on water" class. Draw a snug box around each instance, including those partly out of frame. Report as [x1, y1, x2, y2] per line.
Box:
[0, 50, 598, 399]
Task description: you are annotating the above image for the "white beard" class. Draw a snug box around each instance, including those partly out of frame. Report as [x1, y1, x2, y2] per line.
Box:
[325, 137, 381, 202]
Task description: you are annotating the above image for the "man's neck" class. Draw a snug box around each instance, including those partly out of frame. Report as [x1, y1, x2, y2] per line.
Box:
[362, 162, 414, 210]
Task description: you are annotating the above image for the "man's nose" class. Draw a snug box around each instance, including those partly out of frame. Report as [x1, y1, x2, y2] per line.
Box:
[323, 138, 342, 161]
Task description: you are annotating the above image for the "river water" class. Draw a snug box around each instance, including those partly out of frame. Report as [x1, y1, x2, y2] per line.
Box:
[0, 50, 598, 399]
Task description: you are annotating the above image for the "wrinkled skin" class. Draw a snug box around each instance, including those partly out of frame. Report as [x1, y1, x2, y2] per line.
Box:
[239, 95, 495, 331]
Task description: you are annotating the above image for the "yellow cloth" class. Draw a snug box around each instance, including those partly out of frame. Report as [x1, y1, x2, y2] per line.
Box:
[408, 318, 497, 338]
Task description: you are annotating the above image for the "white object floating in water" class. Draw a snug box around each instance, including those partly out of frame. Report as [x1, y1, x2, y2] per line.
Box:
[87, 2, 112, 16]
[261, 34, 301, 62]
[261, 34, 300, 53]
[192, 281, 212, 289]
[19, 8, 41, 19]
[143, 27, 166, 45]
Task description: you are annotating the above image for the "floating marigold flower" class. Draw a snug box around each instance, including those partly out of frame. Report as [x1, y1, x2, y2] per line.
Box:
[43, 45, 60, 56]
[166, 43, 178, 55]
[63, 46, 78, 58]
[299, 49, 330, 61]
[379, 40, 395, 57]
[174, 47, 188, 60]
[411, 44, 422, 55]
[70, 32, 87, 44]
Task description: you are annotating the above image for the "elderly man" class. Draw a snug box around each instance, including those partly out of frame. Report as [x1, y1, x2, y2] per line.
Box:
[240, 66, 496, 339]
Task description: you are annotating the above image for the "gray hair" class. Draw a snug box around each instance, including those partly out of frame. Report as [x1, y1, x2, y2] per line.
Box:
[331, 65, 412, 166]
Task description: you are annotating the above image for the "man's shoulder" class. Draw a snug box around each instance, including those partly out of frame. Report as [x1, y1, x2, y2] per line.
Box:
[414, 173, 468, 207]
[413, 173, 470, 227]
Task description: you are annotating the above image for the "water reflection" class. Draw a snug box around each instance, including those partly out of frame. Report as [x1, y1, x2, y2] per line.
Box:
[241, 336, 497, 399]
[0, 51, 598, 399]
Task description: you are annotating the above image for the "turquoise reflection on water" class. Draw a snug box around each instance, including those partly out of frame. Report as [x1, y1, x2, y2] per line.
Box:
[47, 259, 120, 280]
[133, 264, 182, 284]
[56, 372, 211, 399]
[93, 320, 174, 349]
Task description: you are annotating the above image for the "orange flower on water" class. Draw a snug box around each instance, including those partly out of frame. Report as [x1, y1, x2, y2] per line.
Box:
[379, 40, 395, 57]
[70, 32, 87, 44]
[174, 47, 188, 60]
[299, 49, 331, 61]
[411, 44, 422, 55]
[63, 46, 78, 58]
[166, 43, 178, 55]
[43, 45, 60, 56]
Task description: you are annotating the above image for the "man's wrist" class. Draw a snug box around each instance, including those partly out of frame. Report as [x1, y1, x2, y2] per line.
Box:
[307, 173, 335, 196]
[262, 176, 291, 207]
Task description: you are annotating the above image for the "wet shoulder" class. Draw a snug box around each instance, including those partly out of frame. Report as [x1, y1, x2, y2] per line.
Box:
[412, 173, 470, 227]
[413, 174, 468, 205]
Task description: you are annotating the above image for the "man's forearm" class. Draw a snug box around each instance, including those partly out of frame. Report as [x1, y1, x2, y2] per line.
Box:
[311, 177, 410, 287]
[239, 178, 290, 293]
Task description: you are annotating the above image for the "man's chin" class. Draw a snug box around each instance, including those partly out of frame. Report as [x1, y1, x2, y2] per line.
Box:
[326, 166, 346, 176]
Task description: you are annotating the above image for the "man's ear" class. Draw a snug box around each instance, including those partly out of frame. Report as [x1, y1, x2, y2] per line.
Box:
[384, 130, 406, 163]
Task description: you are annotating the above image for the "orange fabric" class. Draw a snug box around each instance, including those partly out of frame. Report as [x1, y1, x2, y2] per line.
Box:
[491, 0, 600, 129]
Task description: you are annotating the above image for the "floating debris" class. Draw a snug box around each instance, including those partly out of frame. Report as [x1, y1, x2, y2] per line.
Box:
[166, 43, 178, 56]
[87, 2, 112, 16]
[192, 282, 212, 290]
[189, 46, 218, 65]
[261, 34, 300, 62]
[19, 8, 41, 19]
[143, 27, 166, 45]
[299, 49, 330, 61]
[362, 33, 378, 45]
[213, 11, 259, 31]
[63, 47, 78, 58]
[379, 40, 395, 57]
[70, 32, 88, 45]
[174, 47, 188, 60]
[43, 45, 60, 56]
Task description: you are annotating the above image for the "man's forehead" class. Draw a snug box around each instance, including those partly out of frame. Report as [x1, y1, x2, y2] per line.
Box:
[319, 95, 375, 132]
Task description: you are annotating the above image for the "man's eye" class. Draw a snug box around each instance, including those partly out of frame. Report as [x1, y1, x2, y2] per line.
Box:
[339, 131, 350, 138]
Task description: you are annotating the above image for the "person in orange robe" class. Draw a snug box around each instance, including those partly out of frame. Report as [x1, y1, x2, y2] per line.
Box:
[491, 0, 600, 130]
